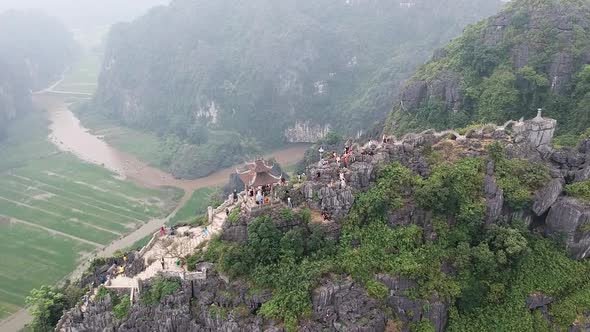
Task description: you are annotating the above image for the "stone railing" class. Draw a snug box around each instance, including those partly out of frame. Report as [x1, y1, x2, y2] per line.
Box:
[138, 231, 160, 257]
[208, 192, 245, 223]
[244, 197, 282, 214]
[158, 269, 207, 281]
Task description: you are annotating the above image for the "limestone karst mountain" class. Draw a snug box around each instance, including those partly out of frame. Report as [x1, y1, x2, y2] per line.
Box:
[88, 0, 503, 178]
[386, 0, 590, 139]
[0, 10, 76, 139]
[59, 112, 590, 332]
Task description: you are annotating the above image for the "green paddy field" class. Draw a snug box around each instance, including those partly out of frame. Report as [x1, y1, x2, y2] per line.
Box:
[0, 110, 181, 319]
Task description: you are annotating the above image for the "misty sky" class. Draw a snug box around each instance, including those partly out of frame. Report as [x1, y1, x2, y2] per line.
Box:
[0, 0, 170, 27]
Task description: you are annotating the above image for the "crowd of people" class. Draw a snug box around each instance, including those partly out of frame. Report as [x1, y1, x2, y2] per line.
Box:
[315, 144, 354, 189]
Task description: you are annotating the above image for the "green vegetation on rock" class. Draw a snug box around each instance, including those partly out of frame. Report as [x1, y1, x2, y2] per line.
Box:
[190, 151, 590, 330]
[141, 277, 182, 305]
[25, 285, 66, 331]
[387, 0, 590, 137]
[565, 180, 590, 202]
[168, 187, 217, 226]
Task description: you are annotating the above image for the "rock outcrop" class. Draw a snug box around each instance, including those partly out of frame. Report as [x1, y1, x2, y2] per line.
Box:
[485, 160, 504, 224]
[285, 121, 332, 143]
[304, 278, 387, 331]
[545, 197, 590, 260]
[376, 274, 448, 332]
[532, 178, 564, 216]
[512, 112, 557, 158]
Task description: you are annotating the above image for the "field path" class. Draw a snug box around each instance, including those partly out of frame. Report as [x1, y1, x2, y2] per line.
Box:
[1, 216, 103, 247]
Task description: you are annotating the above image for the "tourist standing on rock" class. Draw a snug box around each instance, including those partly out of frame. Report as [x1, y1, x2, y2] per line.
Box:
[161, 257, 165, 270]
[288, 196, 293, 209]
[203, 226, 208, 237]
[160, 226, 165, 237]
[233, 189, 238, 202]
[256, 190, 263, 205]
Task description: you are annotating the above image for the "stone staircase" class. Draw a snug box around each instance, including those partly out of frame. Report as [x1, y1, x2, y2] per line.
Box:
[106, 201, 233, 290]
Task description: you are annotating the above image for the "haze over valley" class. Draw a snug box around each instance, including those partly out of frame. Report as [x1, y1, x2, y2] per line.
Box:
[1, 1, 590, 332]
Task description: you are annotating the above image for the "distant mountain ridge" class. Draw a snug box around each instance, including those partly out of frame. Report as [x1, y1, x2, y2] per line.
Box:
[93, 0, 502, 147]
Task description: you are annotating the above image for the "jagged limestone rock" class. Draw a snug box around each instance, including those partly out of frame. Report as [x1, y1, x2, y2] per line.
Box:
[376, 274, 448, 332]
[485, 161, 504, 224]
[532, 178, 564, 216]
[512, 113, 556, 155]
[305, 278, 387, 332]
[545, 197, 590, 260]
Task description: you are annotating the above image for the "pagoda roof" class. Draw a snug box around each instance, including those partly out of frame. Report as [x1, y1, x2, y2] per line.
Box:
[236, 159, 282, 187]
[250, 171, 282, 187]
[243, 159, 275, 173]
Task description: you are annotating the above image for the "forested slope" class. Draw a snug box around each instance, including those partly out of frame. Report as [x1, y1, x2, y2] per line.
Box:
[0, 10, 76, 139]
[387, 0, 590, 140]
[93, 0, 502, 148]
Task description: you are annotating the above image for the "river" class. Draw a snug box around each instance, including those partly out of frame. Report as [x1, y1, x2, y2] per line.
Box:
[38, 93, 309, 256]
[0, 94, 309, 332]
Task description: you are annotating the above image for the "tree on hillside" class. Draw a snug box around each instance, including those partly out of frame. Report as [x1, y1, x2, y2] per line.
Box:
[26, 285, 67, 331]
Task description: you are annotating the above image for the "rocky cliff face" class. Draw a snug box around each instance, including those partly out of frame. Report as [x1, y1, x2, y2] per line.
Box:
[0, 61, 30, 138]
[284, 122, 332, 143]
[0, 11, 76, 139]
[62, 270, 449, 332]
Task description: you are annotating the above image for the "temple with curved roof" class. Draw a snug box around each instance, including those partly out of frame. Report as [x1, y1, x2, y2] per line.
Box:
[236, 159, 282, 188]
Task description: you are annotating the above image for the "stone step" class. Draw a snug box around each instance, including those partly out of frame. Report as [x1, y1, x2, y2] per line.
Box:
[101, 201, 237, 291]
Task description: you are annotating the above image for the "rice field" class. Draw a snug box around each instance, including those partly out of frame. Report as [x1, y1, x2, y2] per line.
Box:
[0, 111, 181, 320]
[168, 187, 217, 226]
